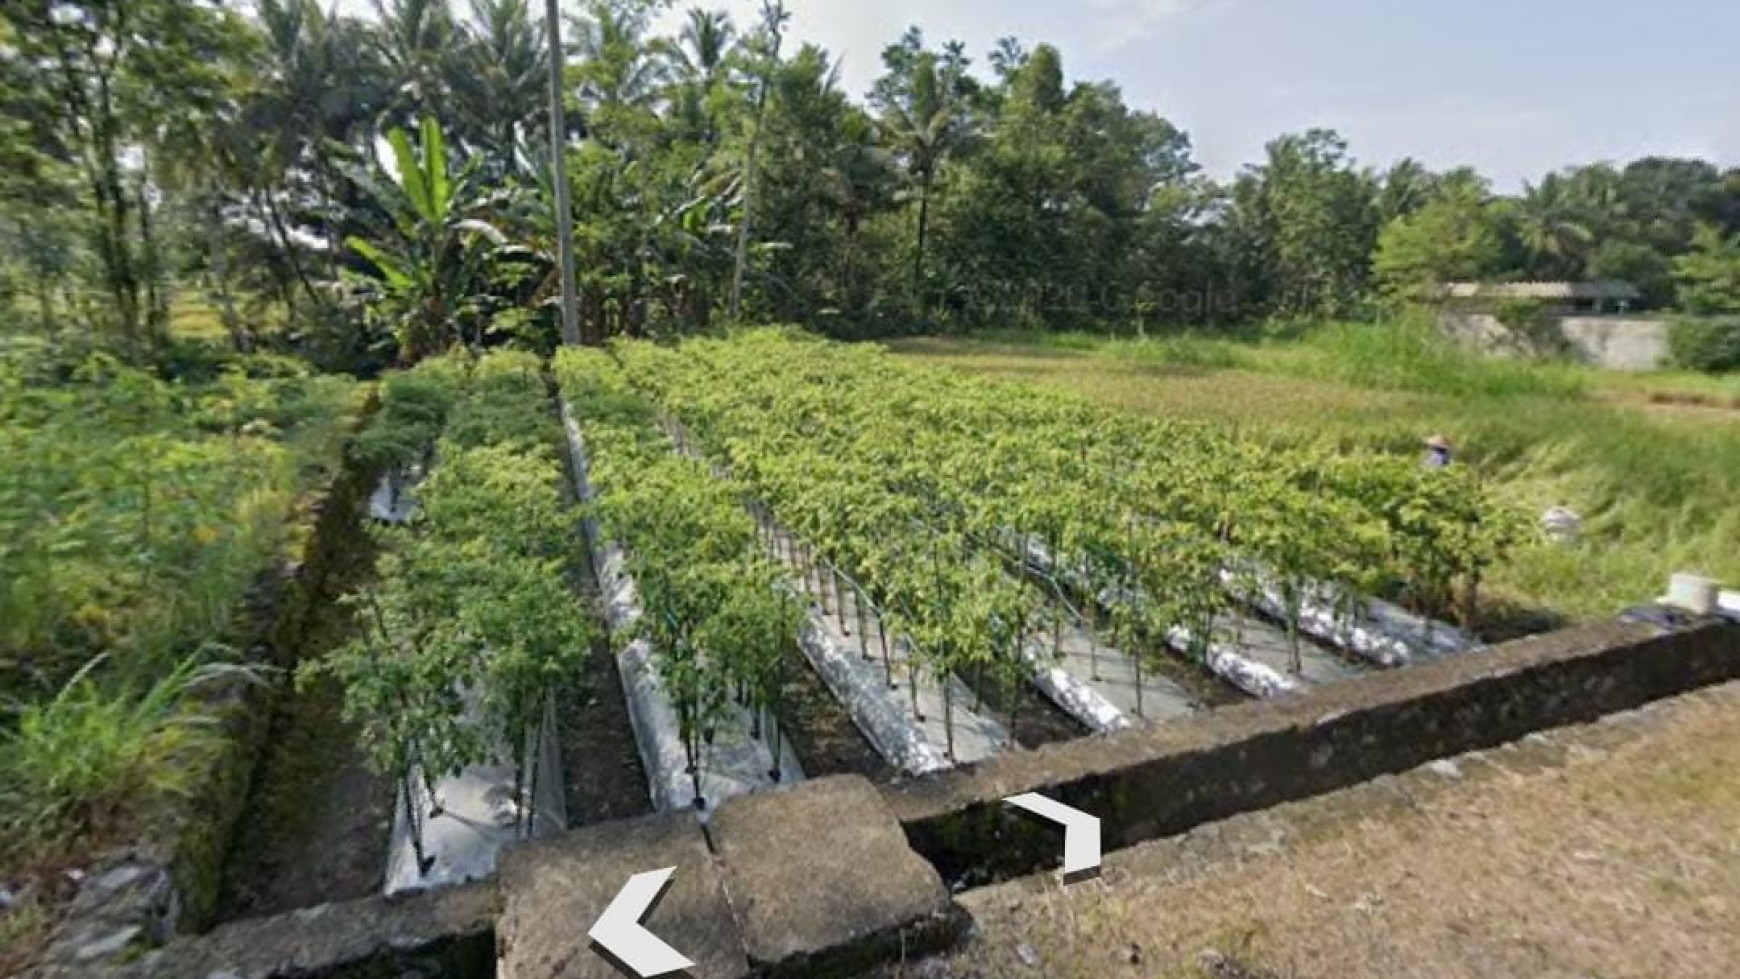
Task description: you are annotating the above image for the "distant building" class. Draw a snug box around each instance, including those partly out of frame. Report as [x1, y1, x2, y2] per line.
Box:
[1434, 281, 1643, 316]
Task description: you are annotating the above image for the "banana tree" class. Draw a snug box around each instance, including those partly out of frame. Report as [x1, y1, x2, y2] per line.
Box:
[344, 117, 510, 362]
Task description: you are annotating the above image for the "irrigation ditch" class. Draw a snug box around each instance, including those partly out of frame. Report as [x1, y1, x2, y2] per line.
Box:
[29, 348, 1737, 979]
[38, 613, 1740, 979]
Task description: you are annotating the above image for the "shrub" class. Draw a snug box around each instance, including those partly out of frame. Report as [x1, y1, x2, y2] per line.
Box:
[1493, 298, 1565, 356]
[1668, 317, 1740, 373]
[0, 654, 262, 866]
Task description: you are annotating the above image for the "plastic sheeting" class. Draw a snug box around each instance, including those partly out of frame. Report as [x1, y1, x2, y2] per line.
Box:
[560, 399, 804, 818]
[384, 694, 566, 896]
[789, 576, 1005, 774]
[367, 463, 425, 525]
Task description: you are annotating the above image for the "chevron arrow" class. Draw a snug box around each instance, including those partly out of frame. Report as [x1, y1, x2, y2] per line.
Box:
[1004, 792, 1102, 882]
[588, 867, 694, 977]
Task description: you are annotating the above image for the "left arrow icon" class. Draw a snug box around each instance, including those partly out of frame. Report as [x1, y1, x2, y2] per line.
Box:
[588, 867, 695, 977]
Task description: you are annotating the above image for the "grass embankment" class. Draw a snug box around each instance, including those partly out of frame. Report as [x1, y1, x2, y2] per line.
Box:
[0, 336, 361, 969]
[892, 322, 1740, 626]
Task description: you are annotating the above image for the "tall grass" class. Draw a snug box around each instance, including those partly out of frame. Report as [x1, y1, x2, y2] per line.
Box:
[0, 653, 262, 867]
[1285, 319, 1588, 400]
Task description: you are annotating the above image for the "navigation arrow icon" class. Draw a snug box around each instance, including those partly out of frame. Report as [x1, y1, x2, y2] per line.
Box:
[1004, 793, 1102, 883]
[588, 867, 695, 977]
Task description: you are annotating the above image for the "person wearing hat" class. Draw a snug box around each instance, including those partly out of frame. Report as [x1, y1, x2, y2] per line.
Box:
[1424, 435, 1454, 469]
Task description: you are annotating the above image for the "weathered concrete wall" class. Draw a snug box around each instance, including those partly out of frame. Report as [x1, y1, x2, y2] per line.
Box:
[1560, 316, 1672, 370]
[86, 883, 498, 979]
[41, 616, 1740, 979]
[885, 619, 1740, 889]
[32, 393, 383, 973]
[1437, 311, 1670, 370]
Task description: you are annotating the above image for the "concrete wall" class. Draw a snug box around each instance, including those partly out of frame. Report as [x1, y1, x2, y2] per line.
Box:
[1438, 311, 1671, 370]
[43, 616, 1740, 979]
[886, 618, 1740, 889]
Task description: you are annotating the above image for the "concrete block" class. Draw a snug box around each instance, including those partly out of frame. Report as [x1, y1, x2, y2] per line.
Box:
[497, 812, 748, 979]
[709, 776, 959, 977]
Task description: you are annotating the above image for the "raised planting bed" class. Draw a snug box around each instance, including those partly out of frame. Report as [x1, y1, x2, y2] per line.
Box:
[557, 384, 805, 817]
[311, 352, 591, 897]
[760, 514, 1009, 774]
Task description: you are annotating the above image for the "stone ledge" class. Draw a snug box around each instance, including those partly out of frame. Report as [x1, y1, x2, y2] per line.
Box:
[41, 881, 498, 979]
[884, 619, 1740, 888]
[497, 811, 748, 979]
[709, 777, 961, 978]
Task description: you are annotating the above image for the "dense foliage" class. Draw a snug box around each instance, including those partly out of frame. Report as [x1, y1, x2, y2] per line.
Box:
[0, 336, 358, 868]
[555, 347, 802, 806]
[5, 2, 1739, 363]
[309, 350, 590, 864]
[611, 331, 1517, 715]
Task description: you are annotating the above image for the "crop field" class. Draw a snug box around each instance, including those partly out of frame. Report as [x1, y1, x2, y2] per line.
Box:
[3, 327, 1733, 977]
[893, 323, 1740, 628]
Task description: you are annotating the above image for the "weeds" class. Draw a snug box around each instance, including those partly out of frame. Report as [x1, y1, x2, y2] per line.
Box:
[0, 652, 263, 869]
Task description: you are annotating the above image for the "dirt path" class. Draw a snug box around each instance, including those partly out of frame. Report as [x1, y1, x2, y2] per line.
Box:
[559, 556, 655, 828]
[876, 681, 1740, 979]
[215, 539, 394, 923]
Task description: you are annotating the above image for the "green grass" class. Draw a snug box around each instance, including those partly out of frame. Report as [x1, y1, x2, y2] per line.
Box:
[892, 322, 1740, 625]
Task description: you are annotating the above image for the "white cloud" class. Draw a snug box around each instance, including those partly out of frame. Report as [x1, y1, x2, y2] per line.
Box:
[1080, 0, 1229, 49]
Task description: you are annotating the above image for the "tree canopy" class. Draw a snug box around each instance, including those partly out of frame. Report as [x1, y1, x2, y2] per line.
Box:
[3, 0, 1738, 365]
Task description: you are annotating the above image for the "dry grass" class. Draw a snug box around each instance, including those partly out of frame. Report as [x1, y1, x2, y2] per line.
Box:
[876, 683, 1740, 979]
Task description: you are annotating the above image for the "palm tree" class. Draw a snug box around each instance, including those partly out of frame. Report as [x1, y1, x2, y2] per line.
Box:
[568, 0, 670, 117]
[877, 52, 963, 305]
[1516, 173, 1595, 279]
[452, 0, 548, 167]
[728, 0, 790, 321]
[668, 9, 735, 143]
[674, 9, 736, 85]
[371, 0, 460, 128]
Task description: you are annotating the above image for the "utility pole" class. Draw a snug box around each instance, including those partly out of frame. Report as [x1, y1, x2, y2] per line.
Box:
[729, 0, 788, 323]
[545, 0, 582, 346]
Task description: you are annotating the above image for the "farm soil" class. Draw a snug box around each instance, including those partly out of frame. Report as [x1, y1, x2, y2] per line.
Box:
[775, 640, 898, 783]
[215, 537, 393, 923]
[559, 557, 655, 828]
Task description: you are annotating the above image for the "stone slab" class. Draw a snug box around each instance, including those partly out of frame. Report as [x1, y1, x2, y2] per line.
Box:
[74, 882, 499, 979]
[709, 776, 959, 977]
[496, 811, 748, 979]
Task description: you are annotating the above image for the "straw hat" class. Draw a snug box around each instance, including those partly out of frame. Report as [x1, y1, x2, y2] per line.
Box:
[1425, 435, 1453, 451]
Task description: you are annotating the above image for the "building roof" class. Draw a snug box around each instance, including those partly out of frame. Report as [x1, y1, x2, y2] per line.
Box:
[1437, 281, 1642, 301]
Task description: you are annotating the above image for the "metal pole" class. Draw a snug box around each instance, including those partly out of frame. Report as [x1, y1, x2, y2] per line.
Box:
[544, 0, 581, 346]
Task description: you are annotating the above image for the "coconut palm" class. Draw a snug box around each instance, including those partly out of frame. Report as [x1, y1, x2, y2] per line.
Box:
[451, 0, 549, 167]
[876, 51, 966, 303]
[1516, 173, 1595, 279]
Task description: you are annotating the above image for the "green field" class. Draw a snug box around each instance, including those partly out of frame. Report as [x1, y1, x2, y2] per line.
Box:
[891, 322, 1740, 628]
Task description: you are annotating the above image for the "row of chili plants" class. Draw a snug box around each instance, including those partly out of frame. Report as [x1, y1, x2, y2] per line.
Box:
[615, 331, 1517, 692]
[612, 340, 1068, 756]
[307, 350, 592, 872]
[553, 348, 804, 810]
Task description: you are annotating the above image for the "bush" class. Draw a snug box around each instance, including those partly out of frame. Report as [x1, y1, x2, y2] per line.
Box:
[0, 654, 261, 866]
[1668, 317, 1740, 373]
[1493, 298, 1565, 356]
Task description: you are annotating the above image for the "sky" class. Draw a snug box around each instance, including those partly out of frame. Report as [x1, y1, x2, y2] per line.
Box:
[647, 0, 1740, 189]
[350, 0, 1740, 189]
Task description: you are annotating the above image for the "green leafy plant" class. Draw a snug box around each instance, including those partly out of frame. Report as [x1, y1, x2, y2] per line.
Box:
[1668, 317, 1740, 373]
[0, 652, 263, 864]
[344, 118, 512, 362]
